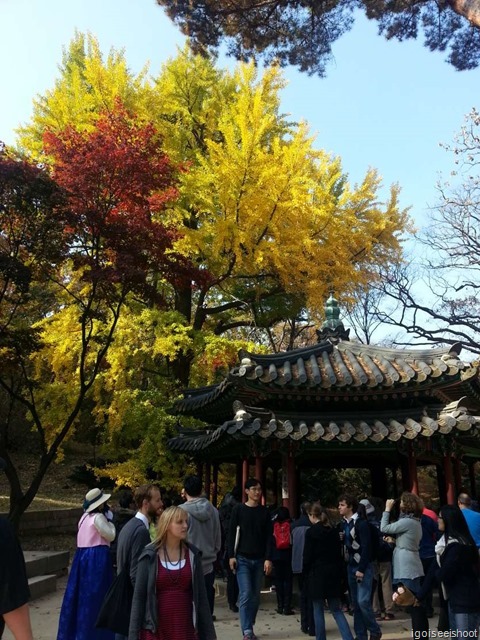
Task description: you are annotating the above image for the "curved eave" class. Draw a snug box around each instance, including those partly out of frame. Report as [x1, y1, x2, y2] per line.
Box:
[168, 402, 480, 452]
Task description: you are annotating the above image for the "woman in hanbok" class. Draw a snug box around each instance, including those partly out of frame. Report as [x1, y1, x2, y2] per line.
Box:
[57, 488, 115, 640]
[128, 505, 216, 640]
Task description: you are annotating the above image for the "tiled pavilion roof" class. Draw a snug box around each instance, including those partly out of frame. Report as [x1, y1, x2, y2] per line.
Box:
[169, 340, 480, 453]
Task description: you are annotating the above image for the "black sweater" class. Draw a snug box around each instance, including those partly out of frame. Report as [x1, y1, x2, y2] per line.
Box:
[227, 503, 273, 560]
[303, 523, 345, 600]
[418, 541, 480, 613]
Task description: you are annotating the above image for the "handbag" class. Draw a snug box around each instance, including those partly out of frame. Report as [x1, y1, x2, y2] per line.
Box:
[95, 568, 133, 635]
[392, 584, 417, 607]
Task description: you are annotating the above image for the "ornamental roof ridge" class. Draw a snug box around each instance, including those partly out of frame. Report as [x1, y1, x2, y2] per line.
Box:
[237, 341, 333, 365]
[336, 341, 463, 361]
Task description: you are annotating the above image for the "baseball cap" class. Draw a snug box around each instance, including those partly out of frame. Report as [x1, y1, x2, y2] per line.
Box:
[359, 498, 375, 515]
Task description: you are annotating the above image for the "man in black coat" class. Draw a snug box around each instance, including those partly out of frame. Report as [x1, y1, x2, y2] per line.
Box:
[0, 457, 33, 640]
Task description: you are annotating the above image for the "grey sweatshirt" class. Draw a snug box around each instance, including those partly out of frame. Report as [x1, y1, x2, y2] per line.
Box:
[180, 497, 221, 574]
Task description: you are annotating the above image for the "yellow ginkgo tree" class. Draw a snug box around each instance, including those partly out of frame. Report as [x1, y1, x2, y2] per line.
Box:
[8, 37, 413, 495]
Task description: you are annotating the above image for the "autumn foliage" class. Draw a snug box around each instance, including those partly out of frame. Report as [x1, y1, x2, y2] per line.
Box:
[0, 103, 204, 523]
[2, 39, 415, 517]
[43, 102, 202, 301]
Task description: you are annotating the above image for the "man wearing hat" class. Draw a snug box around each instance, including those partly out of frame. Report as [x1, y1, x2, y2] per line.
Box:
[0, 457, 34, 640]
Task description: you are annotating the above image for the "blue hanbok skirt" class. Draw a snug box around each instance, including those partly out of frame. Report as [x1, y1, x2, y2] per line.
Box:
[57, 545, 114, 640]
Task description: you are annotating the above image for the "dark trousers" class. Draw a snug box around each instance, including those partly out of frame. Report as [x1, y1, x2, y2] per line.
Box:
[273, 558, 293, 612]
[226, 558, 239, 608]
[297, 573, 315, 634]
[204, 570, 216, 614]
[421, 556, 435, 615]
[409, 604, 429, 634]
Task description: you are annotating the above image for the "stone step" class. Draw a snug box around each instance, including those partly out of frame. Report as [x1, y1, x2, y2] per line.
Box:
[28, 574, 57, 600]
[23, 550, 70, 601]
[24, 550, 70, 579]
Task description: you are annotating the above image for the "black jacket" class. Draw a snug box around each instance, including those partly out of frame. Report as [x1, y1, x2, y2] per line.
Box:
[303, 523, 345, 600]
[418, 541, 480, 613]
[0, 517, 30, 615]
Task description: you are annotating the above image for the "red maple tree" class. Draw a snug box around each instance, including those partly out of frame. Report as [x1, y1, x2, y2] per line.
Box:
[43, 101, 201, 302]
[0, 105, 207, 525]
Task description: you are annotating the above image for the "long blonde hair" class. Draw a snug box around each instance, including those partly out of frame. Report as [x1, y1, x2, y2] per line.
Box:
[152, 505, 188, 548]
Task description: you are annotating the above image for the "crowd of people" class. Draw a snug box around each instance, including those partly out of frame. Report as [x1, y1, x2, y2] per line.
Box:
[3, 467, 480, 640]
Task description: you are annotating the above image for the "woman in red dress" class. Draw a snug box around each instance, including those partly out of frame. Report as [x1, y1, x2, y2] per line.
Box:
[128, 506, 216, 640]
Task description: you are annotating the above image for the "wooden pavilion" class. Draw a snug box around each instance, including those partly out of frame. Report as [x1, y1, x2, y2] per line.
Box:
[168, 297, 480, 515]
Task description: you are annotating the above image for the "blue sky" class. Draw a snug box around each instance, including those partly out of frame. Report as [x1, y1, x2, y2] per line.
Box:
[1, 0, 479, 230]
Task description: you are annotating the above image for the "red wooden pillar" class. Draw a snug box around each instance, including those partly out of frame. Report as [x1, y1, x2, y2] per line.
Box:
[242, 458, 249, 503]
[443, 455, 455, 505]
[196, 462, 204, 479]
[453, 457, 463, 495]
[205, 462, 211, 500]
[408, 444, 419, 495]
[255, 456, 265, 505]
[212, 462, 219, 508]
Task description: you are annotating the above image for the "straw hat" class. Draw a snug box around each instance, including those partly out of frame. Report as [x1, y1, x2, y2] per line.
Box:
[83, 488, 111, 513]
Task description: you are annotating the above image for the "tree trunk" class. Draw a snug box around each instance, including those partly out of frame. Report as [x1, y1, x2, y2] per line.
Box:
[173, 285, 194, 386]
[7, 452, 55, 531]
[175, 285, 192, 324]
[171, 350, 195, 387]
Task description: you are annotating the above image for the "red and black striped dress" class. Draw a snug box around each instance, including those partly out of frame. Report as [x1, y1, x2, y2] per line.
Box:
[139, 553, 197, 640]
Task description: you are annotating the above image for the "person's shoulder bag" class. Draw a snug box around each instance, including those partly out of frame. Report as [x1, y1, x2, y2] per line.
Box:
[95, 567, 133, 635]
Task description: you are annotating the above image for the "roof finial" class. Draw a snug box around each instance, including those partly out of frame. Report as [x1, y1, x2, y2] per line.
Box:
[316, 293, 350, 344]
